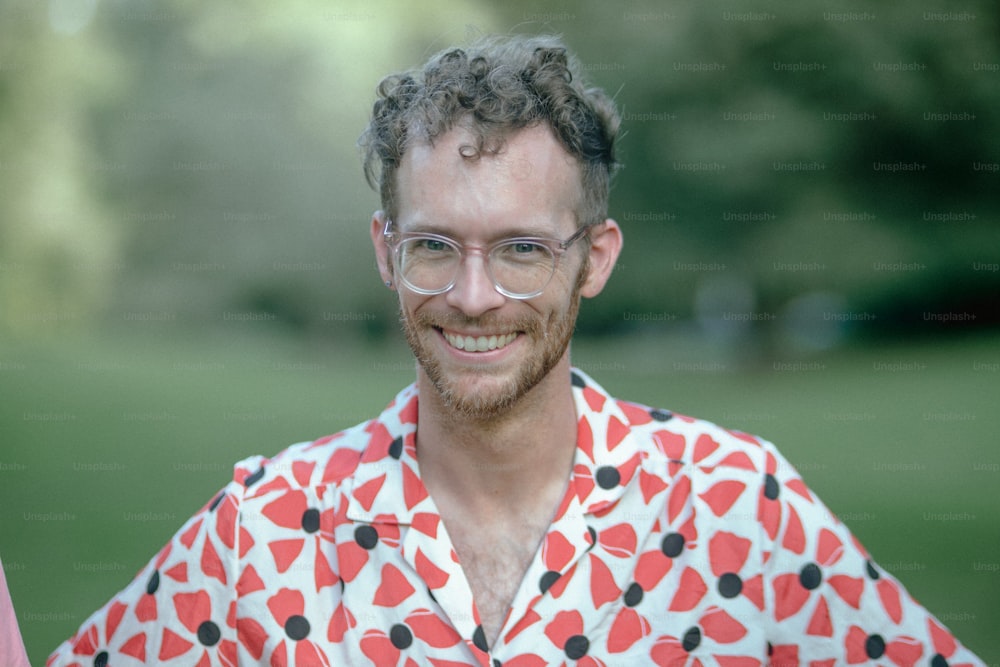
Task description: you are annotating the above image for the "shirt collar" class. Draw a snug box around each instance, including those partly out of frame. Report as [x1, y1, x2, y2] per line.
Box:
[345, 367, 645, 524]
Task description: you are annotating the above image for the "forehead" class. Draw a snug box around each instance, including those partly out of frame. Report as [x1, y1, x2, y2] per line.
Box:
[394, 124, 583, 235]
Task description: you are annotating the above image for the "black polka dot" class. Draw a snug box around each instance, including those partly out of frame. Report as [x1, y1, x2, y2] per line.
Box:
[389, 436, 404, 460]
[301, 508, 320, 533]
[539, 570, 561, 593]
[355, 525, 378, 549]
[799, 562, 822, 590]
[564, 635, 589, 659]
[682, 625, 701, 651]
[865, 634, 886, 659]
[718, 572, 742, 598]
[764, 473, 780, 500]
[94, 652, 109, 667]
[427, 586, 437, 603]
[390, 623, 412, 649]
[472, 625, 489, 652]
[866, 559, 880, 580]
[595, 466, 621, 489]
[285, 615, 310, 641]
[624, 582, 643, 607]
[586, 525, 597, 551]
[146, 570, 160, 595]
[931, 654, 949, 667]
[493, 661, 502, 667]
[661, 532, 685, 558]
[650, 408, 673, 421]
[571, 372, 586, 388]
[209, 492, 225, 512]
[244, 467, 265, 487]
[197, 620, 221, 646]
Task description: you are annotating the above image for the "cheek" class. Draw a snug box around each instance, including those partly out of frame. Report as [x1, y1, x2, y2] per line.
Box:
[398, 292, 437, 321]
[551, 254, 590, 298]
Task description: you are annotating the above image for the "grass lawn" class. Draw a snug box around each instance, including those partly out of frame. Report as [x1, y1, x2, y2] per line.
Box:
[2, 327, 997, 663]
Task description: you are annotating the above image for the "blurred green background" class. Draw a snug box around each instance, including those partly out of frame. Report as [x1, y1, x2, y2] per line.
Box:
[1, 0, 997, 663]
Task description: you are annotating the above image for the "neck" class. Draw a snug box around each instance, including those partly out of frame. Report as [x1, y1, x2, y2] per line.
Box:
[414, 356, 579, 515]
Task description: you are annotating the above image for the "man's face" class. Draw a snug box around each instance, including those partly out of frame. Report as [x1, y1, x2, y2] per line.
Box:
[378, 124, 591, 421]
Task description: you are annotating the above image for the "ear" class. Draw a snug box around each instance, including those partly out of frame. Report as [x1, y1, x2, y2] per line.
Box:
[370, 211, 394, 287]
[580, 219, 623, 298]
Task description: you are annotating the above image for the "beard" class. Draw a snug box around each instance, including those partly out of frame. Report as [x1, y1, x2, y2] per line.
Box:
[399, 270, 585, 423]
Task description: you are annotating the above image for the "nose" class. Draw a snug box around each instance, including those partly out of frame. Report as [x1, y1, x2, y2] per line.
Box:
[444, 252, 507, 317]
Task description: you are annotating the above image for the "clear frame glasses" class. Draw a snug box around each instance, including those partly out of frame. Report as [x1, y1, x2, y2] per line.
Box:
[383, 220, 591, 299]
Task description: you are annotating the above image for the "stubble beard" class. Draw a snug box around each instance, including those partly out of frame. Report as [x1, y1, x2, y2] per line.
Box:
[400, 280, 583, 423]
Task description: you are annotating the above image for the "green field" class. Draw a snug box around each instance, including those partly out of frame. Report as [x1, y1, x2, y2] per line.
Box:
[2, 329, 997, 663]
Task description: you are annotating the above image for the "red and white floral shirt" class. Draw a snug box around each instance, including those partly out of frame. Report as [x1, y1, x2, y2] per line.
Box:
[49, 369, 983, 666]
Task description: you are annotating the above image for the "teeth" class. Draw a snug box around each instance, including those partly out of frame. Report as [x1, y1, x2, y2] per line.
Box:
[443, 331, 517, 352]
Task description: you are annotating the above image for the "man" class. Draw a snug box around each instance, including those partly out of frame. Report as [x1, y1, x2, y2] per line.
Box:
[51, 34, 983, 666]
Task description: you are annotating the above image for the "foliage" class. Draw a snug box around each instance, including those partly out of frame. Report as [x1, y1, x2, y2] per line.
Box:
[1, 0, 997, 349]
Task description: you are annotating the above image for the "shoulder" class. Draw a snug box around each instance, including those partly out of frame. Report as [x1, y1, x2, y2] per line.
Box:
[572, 366, 799, 483]
[227, 419, 377, 497]
[611, 391, 781, 478]
[574, 367, 766, 454]
[607, 395, 824, 549]
[226, 383, 419, 497]
[607, 392, 819, 511]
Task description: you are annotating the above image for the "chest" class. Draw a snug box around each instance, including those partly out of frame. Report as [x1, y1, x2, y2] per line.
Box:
[444, 512, 552, 647]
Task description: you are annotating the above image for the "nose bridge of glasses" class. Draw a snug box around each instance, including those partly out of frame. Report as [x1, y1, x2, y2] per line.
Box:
[454, 245, 496, 289]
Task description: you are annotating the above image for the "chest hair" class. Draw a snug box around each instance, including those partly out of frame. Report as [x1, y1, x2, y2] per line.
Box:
[445, 511, 552, 649]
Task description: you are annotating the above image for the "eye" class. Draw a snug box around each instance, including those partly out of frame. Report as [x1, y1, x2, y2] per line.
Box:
[494, 240, 553, 265]
[411, 238, 452, 253]
[511, 241, 544, 254]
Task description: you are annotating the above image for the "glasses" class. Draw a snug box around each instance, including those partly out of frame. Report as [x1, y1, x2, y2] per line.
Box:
[383, 220, 591, 299]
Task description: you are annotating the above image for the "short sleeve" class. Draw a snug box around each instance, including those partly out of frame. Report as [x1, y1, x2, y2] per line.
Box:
[45, 457, 262, 667]
[758, 441, 985, 665]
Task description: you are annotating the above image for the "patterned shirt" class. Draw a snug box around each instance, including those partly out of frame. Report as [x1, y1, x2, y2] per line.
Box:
[49, 369, 984, 666]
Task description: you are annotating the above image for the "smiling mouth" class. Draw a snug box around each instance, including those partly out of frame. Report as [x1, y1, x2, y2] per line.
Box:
[441, 330, 518, 352]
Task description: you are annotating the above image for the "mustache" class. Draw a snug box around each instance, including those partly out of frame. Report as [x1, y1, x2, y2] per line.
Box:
[409, 310, 542, 335]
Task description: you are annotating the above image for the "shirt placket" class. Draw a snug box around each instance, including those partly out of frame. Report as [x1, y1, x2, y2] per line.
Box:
[488, 489, 594, 660]
[399, 512, 494, 665]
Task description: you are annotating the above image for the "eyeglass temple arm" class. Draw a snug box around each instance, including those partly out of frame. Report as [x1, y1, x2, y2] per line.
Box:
[559, 223, 594, 250]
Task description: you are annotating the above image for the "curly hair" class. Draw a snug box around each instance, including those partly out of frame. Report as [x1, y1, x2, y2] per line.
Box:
[359, 34, 621, 226]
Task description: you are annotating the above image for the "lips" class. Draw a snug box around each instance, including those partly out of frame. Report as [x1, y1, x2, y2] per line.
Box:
[442, 330, 518, 352]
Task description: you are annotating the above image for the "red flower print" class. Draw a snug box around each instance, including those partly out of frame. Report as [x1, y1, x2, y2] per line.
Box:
[863, 559, 906, 624]
[70, 601, 131, 662]
[773, 526, 864, 634]
[925, 616, 981, 667]
[260, 489, 338, 592]
[134, 541, 181, 623]
[265, 588, 330, 666]
[334, 498, 401, 583]
[708, 531, 764, 610]
[757, 451, 783, 541]
[699, 479, 747, 517]
[359, 608, 463, 666]
[606, 547, 677, 654]
[152, 590, 236, 666]
[542, 610, 608, 667]
[844, 625, 925, 666]
[650, 606, 748, 666]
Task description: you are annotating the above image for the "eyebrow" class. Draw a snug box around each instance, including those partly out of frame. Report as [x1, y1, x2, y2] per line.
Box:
[398, 222, 571, 241]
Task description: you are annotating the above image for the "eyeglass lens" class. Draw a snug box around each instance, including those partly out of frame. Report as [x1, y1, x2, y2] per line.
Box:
[396, 238, 556, 297]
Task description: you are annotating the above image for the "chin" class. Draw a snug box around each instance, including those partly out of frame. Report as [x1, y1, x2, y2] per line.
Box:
[434, 368, 529, 421]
